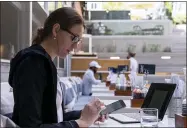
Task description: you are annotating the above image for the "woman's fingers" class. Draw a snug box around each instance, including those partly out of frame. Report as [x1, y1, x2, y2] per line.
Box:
[105, 114, 109, 119]
[100, 115, 105, 122]
[96, 114, 108, 122]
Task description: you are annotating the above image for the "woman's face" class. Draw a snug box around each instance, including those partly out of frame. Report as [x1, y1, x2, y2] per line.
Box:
[54, 24, 84, 58]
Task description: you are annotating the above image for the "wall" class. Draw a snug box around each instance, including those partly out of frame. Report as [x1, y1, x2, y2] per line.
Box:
[81, 35, 186, 73]
[82, 35, 186, 53]
[85, 10, 131, 20]
[71, 58, 130, 79]
[71, 58, 130, 71]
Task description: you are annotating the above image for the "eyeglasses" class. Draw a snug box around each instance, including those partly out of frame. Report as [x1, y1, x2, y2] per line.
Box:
[63, 29, 81, 43]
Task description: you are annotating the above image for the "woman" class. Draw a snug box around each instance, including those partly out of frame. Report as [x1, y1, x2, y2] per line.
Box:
[8, 7, 106, 128]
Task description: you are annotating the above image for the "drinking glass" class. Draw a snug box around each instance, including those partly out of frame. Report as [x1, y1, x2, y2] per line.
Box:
[140, 108, 158, 127]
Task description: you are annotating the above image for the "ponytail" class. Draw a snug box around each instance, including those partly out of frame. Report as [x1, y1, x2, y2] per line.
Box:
[32, 27, 44, 45]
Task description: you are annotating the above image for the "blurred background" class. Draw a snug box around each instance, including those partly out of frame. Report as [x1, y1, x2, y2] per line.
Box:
[0, 2, 186, 82]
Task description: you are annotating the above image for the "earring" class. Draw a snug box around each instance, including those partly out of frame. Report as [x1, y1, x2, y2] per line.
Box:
[54, 37, 56, 40]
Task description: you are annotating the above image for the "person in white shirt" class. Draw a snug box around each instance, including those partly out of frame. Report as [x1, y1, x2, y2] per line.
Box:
[82, 61, 102, 96]
[109, 68, 118, 84]
[128, 52, 138, 88]
[106, 68, 114, 81]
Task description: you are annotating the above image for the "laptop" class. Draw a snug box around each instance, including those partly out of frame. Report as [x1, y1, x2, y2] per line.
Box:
[109, 83, 176, 123]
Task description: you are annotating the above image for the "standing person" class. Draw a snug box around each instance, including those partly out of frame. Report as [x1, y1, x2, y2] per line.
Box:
[8, 7, 107, 128]
[106, 68, 113, 82]
[128, 52, 138, 88]
[82, 61, 102, 96]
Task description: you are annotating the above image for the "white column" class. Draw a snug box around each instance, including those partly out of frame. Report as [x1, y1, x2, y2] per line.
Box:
[64, 55, 70, 76]
[44, 2, 48, 11]
[83, 34, 92, 53]
[29, 2, 32, 46]
[55, 1, 58, 9]
[88, 10, 91, 20]
[66, 55, 69, 76]
[57, 57, 59, 68]
[89, 35, 92, 53]
[67, 54, 72, 76]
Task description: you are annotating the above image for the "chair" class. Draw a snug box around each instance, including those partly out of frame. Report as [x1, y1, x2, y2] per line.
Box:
[0, 82, 14, 117]
[59, 78, 77, 112]
[1, 114, 19, 127]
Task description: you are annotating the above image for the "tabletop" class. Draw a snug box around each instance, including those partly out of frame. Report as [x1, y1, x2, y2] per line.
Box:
[90, 83, 175, 127]
[91, 114, 175, 127]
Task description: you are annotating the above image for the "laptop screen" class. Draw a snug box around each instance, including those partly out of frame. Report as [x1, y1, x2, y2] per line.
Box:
[147, 90, 168, 113]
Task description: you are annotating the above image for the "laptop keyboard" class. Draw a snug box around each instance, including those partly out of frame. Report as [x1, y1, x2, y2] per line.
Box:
[122, 113, 141, 121]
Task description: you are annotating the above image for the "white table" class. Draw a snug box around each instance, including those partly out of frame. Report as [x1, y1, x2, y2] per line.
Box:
[93, 94, 132, 100]
[92, 83, 133, 100]
[92, 84, 107, 88]
[91, 114, 175, 127]
[93, 92, 114, 96]
[92, 87, 110, 91]
[92, 88, 114, 94]
[90, 83, 175, 127]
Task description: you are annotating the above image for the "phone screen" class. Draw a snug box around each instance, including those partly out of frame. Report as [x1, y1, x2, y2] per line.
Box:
[100, 100, 126, 115]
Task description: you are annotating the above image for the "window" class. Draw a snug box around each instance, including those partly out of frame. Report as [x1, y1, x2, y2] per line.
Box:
[48, 2, 55, 13]
[38, 2, 44, 10]
[57, 2, 63, 8]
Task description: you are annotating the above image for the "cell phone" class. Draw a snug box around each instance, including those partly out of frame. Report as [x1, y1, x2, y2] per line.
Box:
[100, 100, 126, 115]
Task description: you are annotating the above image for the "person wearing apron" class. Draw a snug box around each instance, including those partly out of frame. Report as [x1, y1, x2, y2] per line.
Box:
[128, 52, 138, 88]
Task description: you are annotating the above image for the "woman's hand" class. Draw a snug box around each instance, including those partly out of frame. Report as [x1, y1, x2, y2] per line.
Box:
[95, 114, 109, 122]
[76, 98, 104, 127]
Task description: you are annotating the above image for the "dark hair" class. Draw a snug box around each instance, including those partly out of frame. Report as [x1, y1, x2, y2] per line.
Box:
[32, 7, 84, 45]
[128, 52, 136, 57]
